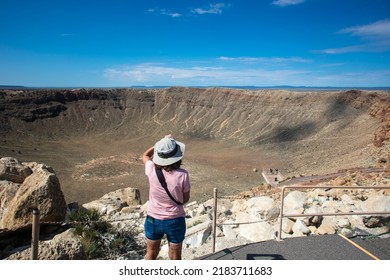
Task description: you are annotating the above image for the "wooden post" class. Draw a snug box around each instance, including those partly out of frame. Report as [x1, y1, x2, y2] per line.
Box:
[277, 187, 286, 241]
[212, 188, 217, 253]
[31, 208, 40, 260]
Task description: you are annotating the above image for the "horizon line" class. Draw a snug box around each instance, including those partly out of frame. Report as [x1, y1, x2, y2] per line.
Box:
[1, 85, 390, 90]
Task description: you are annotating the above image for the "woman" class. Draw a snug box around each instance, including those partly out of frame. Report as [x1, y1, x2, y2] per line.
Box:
[142, 134, 191, 260]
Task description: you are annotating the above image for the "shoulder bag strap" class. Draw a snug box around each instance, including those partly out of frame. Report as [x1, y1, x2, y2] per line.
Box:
[155, 168, 183, 205]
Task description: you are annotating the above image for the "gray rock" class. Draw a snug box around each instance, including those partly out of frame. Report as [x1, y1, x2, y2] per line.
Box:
[0, 157, 32, 184]
[284, 191, 307, 212]
[1, 162, 66, 230]
[361, 195, 390, 228]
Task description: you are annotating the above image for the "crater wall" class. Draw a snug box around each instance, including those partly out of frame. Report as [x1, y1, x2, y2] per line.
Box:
[1, 87, 389, 204]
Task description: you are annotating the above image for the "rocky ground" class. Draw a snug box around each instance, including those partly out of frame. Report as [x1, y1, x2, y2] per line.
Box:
[2, 156, 388, 260]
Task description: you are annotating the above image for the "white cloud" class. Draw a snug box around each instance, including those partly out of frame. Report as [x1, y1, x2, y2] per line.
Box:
[315, 45, 368, 54]
[271, 0, 305, 7]
[148, 8, 182, 18]
[316, 19, 390, 54]
[192, 3, 226, 15]
[148, 3, 227, 18]
[218, 56, 312, 64]
[103, 62, 390, 87]
[160, 9, 182, 18]
[60, 33, 76, 37]
[320, 63, 345, 67]
[105, 63, 220, 84]
[104, 63, 310, 86]
[339, 19, 390, 39]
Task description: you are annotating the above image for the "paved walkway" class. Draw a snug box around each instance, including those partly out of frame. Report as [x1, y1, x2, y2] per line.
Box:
[197, 234, 390, 260]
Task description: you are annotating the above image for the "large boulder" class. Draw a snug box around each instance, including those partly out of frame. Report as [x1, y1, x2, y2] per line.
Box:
[361, 195, 390, 227]
[246, 196, 280, 221]
[283, 191, 307, 213]
[239, 221, 275, 242]
[0, 158, 67, 230]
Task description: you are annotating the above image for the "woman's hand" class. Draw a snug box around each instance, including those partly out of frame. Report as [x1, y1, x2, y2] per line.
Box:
[142, 146, 154, 164]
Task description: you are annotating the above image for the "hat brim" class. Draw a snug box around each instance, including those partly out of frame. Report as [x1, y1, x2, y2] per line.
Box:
[152, 140, 185, 166]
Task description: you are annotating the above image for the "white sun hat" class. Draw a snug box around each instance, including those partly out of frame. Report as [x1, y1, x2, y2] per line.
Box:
[152, 137, 185, 166]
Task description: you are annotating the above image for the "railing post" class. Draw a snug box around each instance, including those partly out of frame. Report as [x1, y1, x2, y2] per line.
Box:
[277, 187, 286, 241]
[31, 208, 40, 260]
[212, 188, 218, 253]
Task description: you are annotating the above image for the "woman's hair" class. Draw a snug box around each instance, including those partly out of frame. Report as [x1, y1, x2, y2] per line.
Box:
[155, 160, 182, 171]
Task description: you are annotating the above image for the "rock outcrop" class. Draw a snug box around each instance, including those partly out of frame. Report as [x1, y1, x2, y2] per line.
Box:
[0, 157, 67, 230]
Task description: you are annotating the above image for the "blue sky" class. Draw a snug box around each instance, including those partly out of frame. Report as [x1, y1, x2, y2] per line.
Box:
[1, 0, 389, 87]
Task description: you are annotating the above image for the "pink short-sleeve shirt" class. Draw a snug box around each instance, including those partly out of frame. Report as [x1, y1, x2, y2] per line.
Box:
[145, 160, 191, 220]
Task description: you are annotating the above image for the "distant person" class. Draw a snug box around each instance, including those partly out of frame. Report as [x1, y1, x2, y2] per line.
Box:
[141, 134, 191, 260]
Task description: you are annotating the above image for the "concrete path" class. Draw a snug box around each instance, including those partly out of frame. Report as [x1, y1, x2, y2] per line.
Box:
[197, 234, 390, 260]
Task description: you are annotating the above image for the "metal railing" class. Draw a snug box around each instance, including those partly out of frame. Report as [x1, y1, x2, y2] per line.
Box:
[277, 185, 390, 241]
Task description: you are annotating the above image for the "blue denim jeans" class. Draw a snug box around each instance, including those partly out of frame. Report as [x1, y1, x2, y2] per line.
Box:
[144, 216, 186, 244]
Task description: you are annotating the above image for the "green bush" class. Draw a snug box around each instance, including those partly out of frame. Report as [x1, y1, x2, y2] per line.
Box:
[69, 207, 114, 259]
[69, 207, 145, 259]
